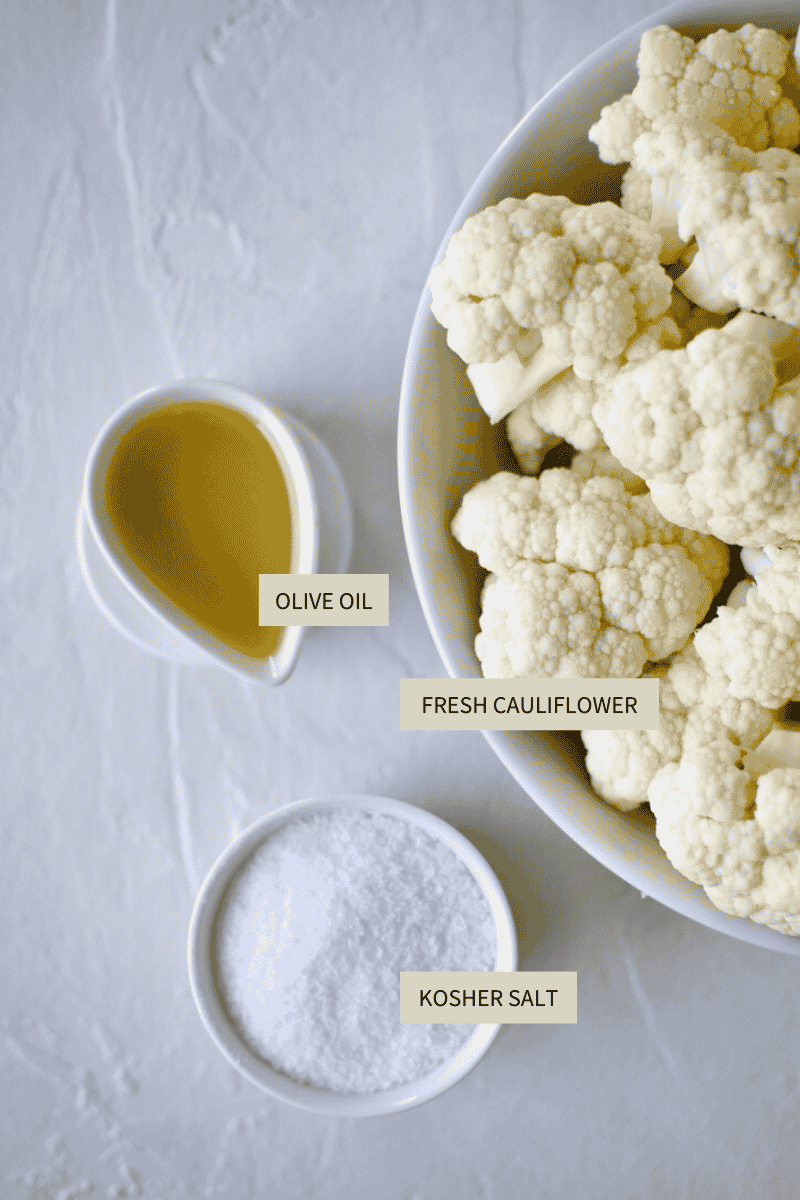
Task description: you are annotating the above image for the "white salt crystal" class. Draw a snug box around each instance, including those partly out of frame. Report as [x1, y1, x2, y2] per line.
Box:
[214, 810, 497, 1094]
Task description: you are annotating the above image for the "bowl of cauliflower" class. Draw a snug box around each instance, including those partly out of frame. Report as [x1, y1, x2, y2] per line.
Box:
[399, 0, 800, 953]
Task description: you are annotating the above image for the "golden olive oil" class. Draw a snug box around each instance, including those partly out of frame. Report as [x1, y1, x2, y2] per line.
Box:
[106, 401, 292, 658]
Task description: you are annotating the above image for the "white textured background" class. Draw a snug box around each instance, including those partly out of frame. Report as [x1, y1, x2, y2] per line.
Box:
[3, 1, 800, 1197]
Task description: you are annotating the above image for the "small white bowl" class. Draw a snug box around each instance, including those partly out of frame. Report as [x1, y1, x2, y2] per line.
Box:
[187, 795, 518, 1117]
[398, 0, 800, 956]
[79, 379, 351, 684]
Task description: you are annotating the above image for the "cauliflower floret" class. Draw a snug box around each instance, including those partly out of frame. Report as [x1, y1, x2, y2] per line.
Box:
[582, 662, 685, 811]
[475, 562, 649, 679]
[622, 117, 757, 263]
[697, 592, 800, 709]
[506, 369, 602, 453]
[598, 543, 716, 660]
[649, 738, 800, 935]
[429, 195, 672, 424]
[674, 151, 800, 319]
[593, 325, 800, 545]
[755, 767, 800, 852]
[617, 116, 800, 306]
[694, 545, 800, 708]
[452, 471, 555, 575]
[667, 634, 776, 743]
[739, 848, 800, 935]
[506, 298, 734, 477]
[592, 93, 651, 166]
[452, 468, 727, 668]
[505, 315, 683, 469]
[582, 641, 774, 810]
[649, 739, 764, 884]
[590, 23, 800, 165]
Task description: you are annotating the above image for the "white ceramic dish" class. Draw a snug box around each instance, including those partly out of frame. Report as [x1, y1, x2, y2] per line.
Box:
[398, 0, 800, 956]
[187, 795, 518, 1116]
[79, 379, 352, 684]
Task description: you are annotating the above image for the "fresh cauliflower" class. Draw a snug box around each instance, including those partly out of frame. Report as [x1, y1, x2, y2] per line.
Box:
[590, 24, 800, 165]
[616, 114, 800, 312]
[620, 116, 757, 263]
[451, 468, 728, 675]
[504, 368, 602, 461]
[620, 118, 751, 250]
[593, 320, 800, 545]
[588, 560, 799, 934]
[504, 294, 729, 474]
[672, 145, 800, 319]
[649, 736, 800, 935]
[582, 641, 775, 811]
[475, 562, 650, 679]
[428, 20, 800, 935]
[694, 544, 800, 709]
[505, 313, 683, 467]
[429, 193, 672, 422]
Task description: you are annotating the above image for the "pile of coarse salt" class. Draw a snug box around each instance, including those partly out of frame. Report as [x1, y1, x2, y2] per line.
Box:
[214, 809, 497, 1094]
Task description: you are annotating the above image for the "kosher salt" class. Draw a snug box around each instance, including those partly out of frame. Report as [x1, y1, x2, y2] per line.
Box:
[214, 810, 497, 1094]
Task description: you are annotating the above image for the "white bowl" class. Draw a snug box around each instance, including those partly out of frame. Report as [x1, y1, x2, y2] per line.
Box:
[398, 0, 800, 956]
[80, 379, 351, 685]
[187, 795, 518, 1116]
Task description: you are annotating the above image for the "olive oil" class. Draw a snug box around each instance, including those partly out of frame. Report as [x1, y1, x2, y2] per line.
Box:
[106, 402, 292, 658]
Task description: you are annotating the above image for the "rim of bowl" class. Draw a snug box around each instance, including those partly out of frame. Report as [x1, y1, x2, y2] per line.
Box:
[187, 794, 518, 1117]
[83, 379, 318, 684]
[398, 0, 800, 956]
